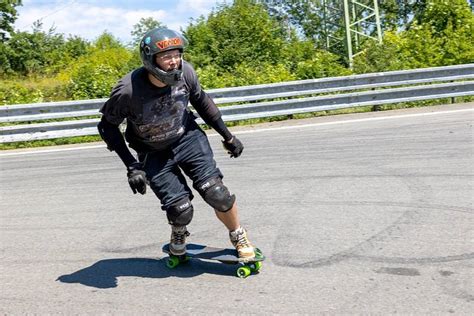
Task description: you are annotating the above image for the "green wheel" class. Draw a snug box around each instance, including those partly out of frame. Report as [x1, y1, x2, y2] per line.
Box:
[166, 256, 180, 269]
[254, 248, 264, 259]
[237, 266, 251, 278]
[249, 261, 262, 272]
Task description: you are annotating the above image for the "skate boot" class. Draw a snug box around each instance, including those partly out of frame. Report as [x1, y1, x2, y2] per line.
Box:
[169, 225, 190, 256]
[229, 226, 255, 260]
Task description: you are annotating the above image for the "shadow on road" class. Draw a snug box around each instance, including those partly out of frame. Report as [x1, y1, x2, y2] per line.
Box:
[57, 257, 236, 289]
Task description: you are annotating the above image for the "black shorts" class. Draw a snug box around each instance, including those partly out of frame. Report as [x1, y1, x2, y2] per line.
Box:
[141, 122, 223, 210]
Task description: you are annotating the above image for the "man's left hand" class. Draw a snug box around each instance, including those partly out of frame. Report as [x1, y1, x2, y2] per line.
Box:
[222, 136, 244, 158]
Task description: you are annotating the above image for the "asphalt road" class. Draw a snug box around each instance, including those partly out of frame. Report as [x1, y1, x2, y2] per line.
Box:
[1, 103, 473, 314]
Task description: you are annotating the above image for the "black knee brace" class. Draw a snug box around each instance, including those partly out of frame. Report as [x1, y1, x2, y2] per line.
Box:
[166, 197, 194, 226]
[197, 177, 236, 212]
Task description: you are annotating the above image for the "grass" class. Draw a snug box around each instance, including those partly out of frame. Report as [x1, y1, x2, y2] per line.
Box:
[0, 135, 102, 150]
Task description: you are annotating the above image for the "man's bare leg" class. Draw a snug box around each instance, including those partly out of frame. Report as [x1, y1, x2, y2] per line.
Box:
[214, 202, 255, 258]
[214, 202, 240, 231]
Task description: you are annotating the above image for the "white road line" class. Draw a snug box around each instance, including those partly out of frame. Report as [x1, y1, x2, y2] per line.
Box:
[0, 144, 106, 157]
[228, 108, 474, 136]
[1, 108, 472, 157]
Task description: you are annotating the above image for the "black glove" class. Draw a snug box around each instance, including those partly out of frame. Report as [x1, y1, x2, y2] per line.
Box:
[127, 162, 147, 195]
[222, 136, 244, 158]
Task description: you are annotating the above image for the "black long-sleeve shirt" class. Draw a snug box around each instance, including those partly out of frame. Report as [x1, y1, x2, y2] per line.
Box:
[99, 61, 232, 167]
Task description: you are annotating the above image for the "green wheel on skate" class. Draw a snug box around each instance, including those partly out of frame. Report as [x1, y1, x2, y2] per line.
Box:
[254, 248, 264, 259]
[249, 261, 262, 272]
[166, 256, 180, 269]
[237, 266, 251, 278]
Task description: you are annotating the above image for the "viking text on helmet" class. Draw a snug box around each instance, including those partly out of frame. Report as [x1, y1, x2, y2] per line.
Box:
[156, 37, 183, 50]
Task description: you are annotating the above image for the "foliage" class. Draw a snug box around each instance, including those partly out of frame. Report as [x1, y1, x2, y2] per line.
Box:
[197, 62, 296, 89]
[63, 32, 138, 99]
[354, 0, 474, 72]
[294, 50, 352, 79]
[280, 36, 351, 78]
[0, 135, 102, 150]
[0, 0, 22, 41]
[0, 77, 67, 105]
[1, 0, 474, 149]
[261, 0, 474, 67]
[352, 31, 408, 73]
[0, 0, 473, 106]
[184, 0, 286, 71]
[0, 81, 42, 105]
[412, 0, 473, 32]
[184, 0, 349, 88]
[261, 1, 455, 39]
[261, 0, 326, 44]
[0, 21, 90, 76]
[130, 17, 165, 47]
[93, 31, 123, 50]
[378, 0, 428, 30]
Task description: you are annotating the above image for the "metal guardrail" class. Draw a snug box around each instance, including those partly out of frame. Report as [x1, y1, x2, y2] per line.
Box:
[1, 64, 473, 143]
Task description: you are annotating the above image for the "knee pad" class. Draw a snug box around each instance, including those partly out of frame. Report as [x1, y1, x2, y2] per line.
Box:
[197, 177, 236, 212]
[166, 197, 194, 226]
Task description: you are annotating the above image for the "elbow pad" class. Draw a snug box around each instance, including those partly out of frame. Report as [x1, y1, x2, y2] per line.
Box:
[97, 118, 124, 152]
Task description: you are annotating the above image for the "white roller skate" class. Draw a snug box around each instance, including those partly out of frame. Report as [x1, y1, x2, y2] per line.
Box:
[169, 225, 190, 256]
[229, 226, 255, 260]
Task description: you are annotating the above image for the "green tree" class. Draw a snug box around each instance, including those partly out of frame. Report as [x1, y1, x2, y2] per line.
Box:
[0, 0, 22, 41]
[354, 0, 474, 72]
[261, 0, 391, 59]
[414, 0, 473, 33]
[93, 31, 123, 50]
[1, 21, 91, 76]
[130, 17, 165, 47]
[184, 0, 286, 71]
[0, 37, 13, 73]
[353, 31, 408, 73]
[407, 0, 474, 66]
[2, 21, 62, 75]
[276, 29, 350, 78]
[380, 0, 474, 31]
[183, 0, 350, 87]
[62, 35, 136, 99]
[378, 0, 428, 30]
[197, 62, 297, 88]
[62, 35, 90, 60]
[261, 0, 326, 45]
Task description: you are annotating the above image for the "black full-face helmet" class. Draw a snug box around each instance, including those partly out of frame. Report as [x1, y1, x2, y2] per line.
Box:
[139, 28, 187, 86]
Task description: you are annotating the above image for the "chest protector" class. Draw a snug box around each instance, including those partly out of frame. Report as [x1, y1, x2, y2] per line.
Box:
[125, 82, 193, 152]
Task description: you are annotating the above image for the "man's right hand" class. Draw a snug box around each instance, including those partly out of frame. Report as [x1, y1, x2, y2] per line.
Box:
[222, 136, 244, 158]
[127, 162, 147, 195]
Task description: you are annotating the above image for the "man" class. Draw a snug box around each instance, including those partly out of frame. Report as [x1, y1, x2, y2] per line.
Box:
[97, 28, 256, 259]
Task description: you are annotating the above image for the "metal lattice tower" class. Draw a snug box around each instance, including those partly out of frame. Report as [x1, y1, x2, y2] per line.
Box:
[322, 0, 382, 68]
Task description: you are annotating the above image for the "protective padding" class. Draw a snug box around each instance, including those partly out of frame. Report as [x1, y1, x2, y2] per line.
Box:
[97, 119, 123, 151]
[198, 177, 235, 212]
[166, 197, 194, 226]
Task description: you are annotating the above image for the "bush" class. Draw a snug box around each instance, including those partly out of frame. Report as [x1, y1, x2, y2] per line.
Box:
[196, 62, 296, 89]
[353, 0, 474, 73]
[295, 50, 352, 79]
[64, 47, 136, 99]
[0, 81, 43, 105]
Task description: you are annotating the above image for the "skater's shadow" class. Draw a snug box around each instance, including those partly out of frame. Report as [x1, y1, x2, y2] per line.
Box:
[57, 257, 235, 289]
